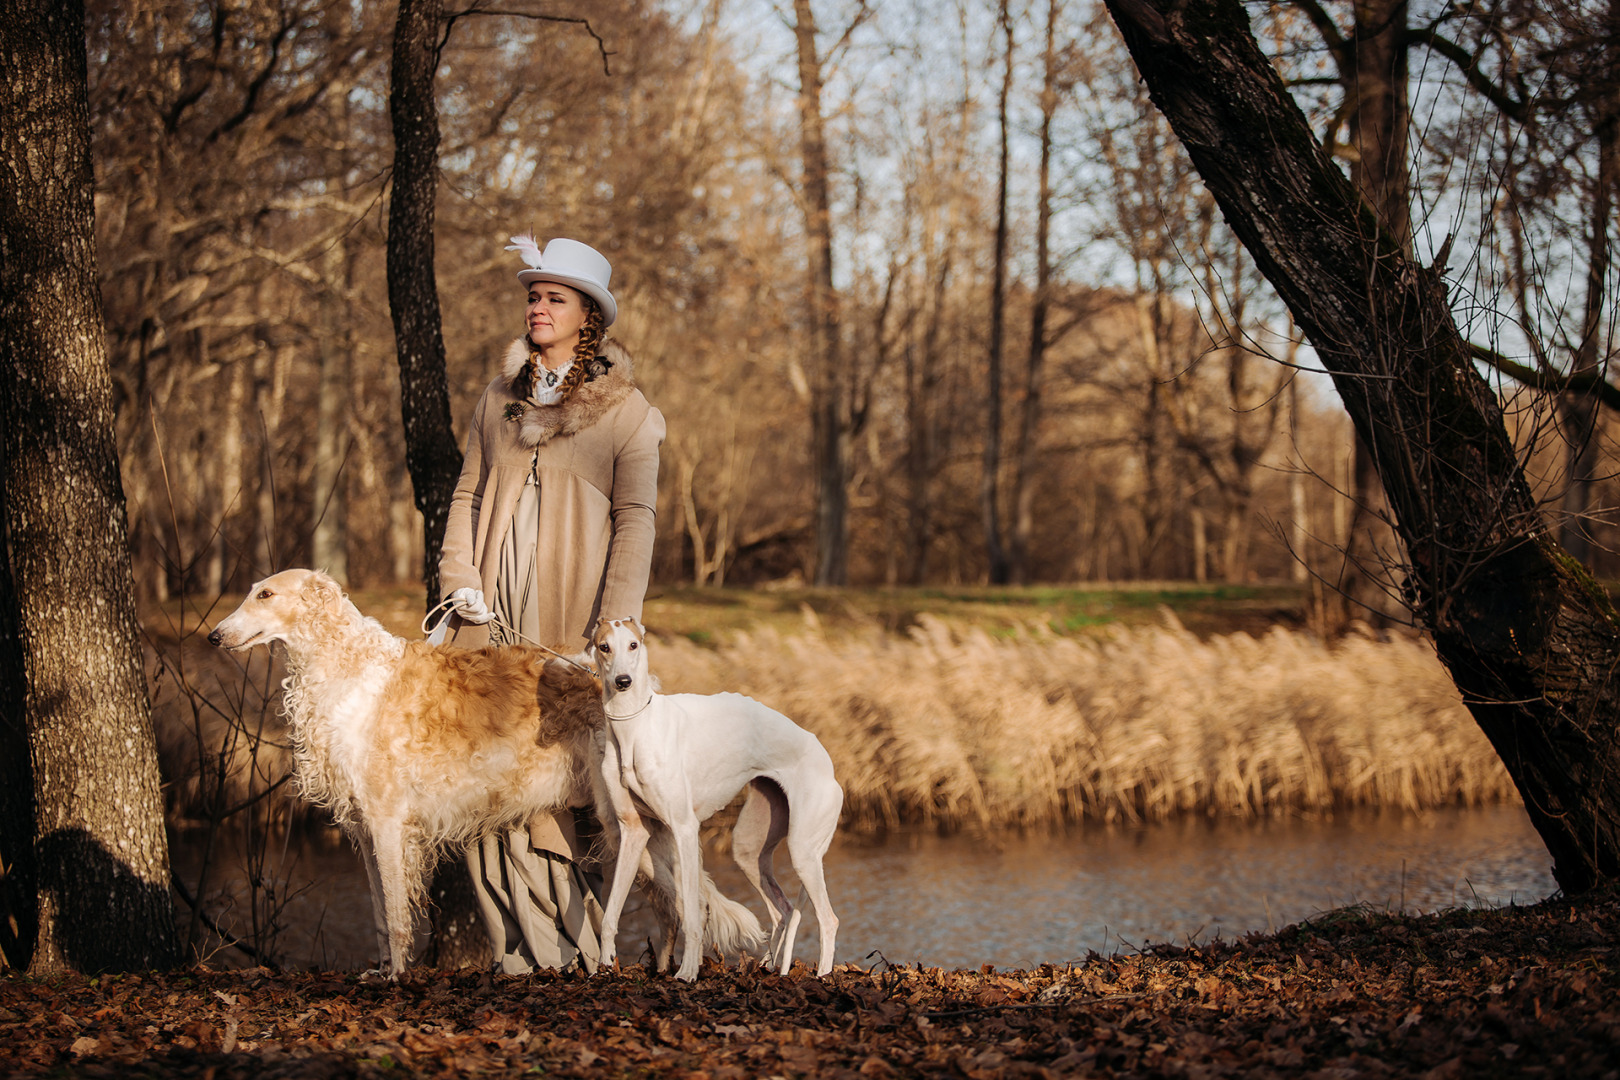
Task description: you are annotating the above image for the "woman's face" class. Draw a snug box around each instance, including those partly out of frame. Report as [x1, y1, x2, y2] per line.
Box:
[526, 281, 588, 352]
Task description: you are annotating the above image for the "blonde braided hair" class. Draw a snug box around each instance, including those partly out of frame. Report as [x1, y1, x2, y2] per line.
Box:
[515, 296, 606, 404]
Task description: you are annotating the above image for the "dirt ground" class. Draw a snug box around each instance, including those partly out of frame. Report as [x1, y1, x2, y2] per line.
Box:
[3, 887, 1617, 1078]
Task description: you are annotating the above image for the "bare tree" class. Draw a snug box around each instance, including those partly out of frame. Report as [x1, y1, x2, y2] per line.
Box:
[387, 0, 463, 606]
[1105, 0, 1620, 893]
[791, 0, 854, 585]
[983, 0, 1016, 584]
[0, 0, 178, 972]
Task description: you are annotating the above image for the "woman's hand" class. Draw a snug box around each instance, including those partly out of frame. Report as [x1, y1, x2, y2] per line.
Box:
[449, 587, 495, 625]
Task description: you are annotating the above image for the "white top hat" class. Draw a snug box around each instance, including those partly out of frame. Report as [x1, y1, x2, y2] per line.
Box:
[504, 234, 618, 327]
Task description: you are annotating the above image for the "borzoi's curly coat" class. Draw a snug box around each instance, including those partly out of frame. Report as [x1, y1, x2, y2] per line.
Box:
[209, 569, 760, 977]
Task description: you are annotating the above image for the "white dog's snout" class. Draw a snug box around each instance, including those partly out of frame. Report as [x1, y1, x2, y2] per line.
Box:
[614, 673, 633, 691]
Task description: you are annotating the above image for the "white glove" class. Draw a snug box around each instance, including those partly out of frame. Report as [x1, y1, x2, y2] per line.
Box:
[449, 587, 494, 625]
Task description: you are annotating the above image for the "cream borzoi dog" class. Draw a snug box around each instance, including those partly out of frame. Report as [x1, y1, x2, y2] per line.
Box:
[209, 569, 757, 976]
[590, 617, 843, 979]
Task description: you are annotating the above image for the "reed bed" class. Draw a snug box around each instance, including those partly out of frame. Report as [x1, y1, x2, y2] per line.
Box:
[149, 610, 1515, 834]
[649, 614, 1515, 833]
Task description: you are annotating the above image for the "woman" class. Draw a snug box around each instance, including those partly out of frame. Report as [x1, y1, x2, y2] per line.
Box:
[438, 234, 665, 974]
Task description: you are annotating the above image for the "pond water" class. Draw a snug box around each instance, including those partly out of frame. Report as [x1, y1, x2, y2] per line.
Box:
[171, 804, 1554, 973]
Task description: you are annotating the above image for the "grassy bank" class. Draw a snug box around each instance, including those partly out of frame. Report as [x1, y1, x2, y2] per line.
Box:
[144, 583, 1511, 833]
[5, 888, 1617, 1077]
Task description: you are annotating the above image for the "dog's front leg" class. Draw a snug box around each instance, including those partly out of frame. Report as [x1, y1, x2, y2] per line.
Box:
[596, 737, 650, 971]
[668, 806, 707, 982]
[366, 817, 417, 978]
[351, 827, 391, 970]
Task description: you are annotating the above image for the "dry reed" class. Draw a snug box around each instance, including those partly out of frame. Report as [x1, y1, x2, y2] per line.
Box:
[150, 609, 1514, 834]
[650, 612, 1515, 832]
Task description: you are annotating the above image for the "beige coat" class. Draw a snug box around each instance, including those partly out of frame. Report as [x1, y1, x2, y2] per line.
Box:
[439, 338, 664, 650]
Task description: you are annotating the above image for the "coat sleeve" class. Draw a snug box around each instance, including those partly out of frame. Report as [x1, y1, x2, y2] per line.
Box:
[438, 388, 491, 600]
[598, 401, 665, 622]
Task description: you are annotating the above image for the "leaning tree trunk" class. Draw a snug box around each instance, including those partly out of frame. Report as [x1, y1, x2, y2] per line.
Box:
[0, 0, 179, 972]
[388, 0, 464, 606]
[1105, 0, 1620, 894]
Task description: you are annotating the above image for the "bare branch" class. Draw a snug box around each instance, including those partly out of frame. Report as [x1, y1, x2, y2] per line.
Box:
[1470, 342, 1620, 413]
[443, 6, 615, 75]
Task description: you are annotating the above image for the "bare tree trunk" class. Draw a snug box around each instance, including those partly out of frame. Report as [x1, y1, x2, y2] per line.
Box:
[254, 342, 290, 575]
[1009, 0, 1061, 585]
[1559, 18, 1617, 562]
[1289, 374, 1310, 584]
[982, 1, 1015, 585]
[791, 0, 849, 586]
[0, 0, 178, 972]
[1106, 0, 1620, 894]
[206, 357, 247, 594]
[904, 259, 950, 584]
[388, 0, 484, 969]
[312, 236, 351, 584]
[388, 0, 463, 606]
[1340, 0, 1411, 623]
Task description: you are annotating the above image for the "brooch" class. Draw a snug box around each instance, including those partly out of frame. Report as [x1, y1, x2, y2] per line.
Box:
[503, 402, 526, 421]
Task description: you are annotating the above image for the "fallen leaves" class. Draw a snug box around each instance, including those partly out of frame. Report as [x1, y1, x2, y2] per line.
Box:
[4, 889, 1620, 1077]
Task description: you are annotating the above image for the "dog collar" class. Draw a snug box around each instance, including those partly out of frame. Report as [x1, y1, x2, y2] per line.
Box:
[604, 696, 653, 722]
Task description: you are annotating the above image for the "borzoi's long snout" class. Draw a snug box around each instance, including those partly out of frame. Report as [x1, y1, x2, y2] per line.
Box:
[208, 568, 330, 651]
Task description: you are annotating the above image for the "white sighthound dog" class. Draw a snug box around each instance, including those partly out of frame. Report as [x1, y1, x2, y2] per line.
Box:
[590, 617, 844, 980]
[208, 569, 757, 976]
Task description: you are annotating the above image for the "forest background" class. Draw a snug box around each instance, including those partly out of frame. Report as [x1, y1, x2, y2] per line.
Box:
[105, 0, 1616, 605]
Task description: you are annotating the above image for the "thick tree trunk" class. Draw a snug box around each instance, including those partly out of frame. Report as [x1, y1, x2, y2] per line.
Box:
[1105, 0, 1620, 893]
[0, 0, 179, 972]
[387, 0, 463, 606]
[387, 0, 484, 970]
[792, 0, 849, 586]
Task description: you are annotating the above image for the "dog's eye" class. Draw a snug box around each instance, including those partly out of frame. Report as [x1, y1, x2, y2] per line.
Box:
[597, 644, 611, 654]
[628, 641, 638, 651]
[257, 589, 273, 600]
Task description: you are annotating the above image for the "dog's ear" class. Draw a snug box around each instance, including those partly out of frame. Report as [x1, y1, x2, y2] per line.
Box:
[302, 571, 346, 620]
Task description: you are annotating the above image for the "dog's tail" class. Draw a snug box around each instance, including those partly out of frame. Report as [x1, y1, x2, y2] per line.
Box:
[643, 829, 764, 956]
[701, 872, 764, 955]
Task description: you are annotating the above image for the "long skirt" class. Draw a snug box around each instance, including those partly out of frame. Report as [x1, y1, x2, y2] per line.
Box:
[468, 480, 606, 974]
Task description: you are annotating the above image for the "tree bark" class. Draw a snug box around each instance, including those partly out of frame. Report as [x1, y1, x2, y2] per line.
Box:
[791, 0, 850, 586]
[387, 0, 485, 970]
[0, 0, 179, 972]
[1105, 0, 1620, 894]
[388, 0, 463, 605]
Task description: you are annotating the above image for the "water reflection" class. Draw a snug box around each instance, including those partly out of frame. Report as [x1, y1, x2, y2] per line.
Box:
[807, 804, 1552, 971]
[172, 804, 1553, 973]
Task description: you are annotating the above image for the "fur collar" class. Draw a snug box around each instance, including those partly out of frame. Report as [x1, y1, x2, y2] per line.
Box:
[499, 337, 638, 449]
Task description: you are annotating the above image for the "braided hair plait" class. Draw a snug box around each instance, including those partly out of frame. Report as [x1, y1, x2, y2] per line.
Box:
[555, 299, 605, 406]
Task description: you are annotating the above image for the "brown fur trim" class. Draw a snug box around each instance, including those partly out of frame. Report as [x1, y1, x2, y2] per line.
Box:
[500, 338, 637, 450]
